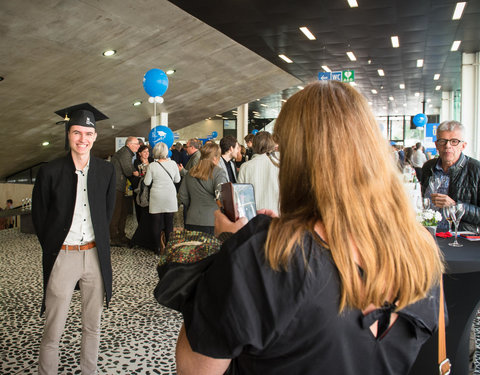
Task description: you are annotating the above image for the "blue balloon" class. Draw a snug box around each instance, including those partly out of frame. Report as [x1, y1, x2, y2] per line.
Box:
[167, 150, 172, 158]
[143, 69, 169, 97]
[252, 129, 259, 135]
[148, 126, 174, 149]
[413, 113, 428, 127]
[211, 131, 218, 138]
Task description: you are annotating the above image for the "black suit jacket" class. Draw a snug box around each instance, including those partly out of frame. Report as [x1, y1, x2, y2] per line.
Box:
[32, 153, 116, 314]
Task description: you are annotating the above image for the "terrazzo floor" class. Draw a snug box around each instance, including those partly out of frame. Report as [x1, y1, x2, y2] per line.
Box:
[2, 214, 480, 374]
[0, 216, 182, 374]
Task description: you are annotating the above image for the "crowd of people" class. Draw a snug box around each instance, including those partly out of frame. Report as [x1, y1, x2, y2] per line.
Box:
[28, 80, 480, 374]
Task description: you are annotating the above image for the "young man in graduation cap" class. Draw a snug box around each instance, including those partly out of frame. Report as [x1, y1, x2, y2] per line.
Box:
[32, 104, 116, 375]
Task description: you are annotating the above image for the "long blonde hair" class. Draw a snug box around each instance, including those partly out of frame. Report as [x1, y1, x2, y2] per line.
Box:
[189, 142, 220, 180]
[265, 81, 443, 311]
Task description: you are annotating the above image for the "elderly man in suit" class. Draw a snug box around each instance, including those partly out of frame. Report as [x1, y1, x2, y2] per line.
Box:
[32, 106, 116, 375]
[179, 138, 202, 177]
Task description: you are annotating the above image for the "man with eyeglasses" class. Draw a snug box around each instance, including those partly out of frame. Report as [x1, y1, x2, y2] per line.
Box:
[179, 138, 202, 177]
[110, 136, 140, 246]
[420, 120, 480, 232]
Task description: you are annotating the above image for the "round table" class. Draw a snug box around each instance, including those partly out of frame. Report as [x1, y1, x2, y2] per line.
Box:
[410, 235, 480, 375]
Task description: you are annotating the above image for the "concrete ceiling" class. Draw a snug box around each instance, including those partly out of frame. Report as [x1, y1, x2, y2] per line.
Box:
[0, 0, 301, 179]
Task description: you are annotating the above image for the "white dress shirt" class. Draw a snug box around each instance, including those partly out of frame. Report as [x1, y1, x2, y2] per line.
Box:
[64, 160, 95, 245]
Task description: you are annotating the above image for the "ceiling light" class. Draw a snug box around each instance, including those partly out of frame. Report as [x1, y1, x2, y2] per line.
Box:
[322, 65, 331, 72]
[102, 50, 116, 57]
[42, 141, 49, 146]
[132, 101, 142, 106]
[279, 54, 293, 63]
[260, 103, 268, 107]
[403, 103, 407, 107]
[427, 98, 431, 103]
[415, 92, 420, 97]
[399, 83, 405, 89]
[298, 86, 304, 90]
[383, 106, 387, 110]
[346, 51, 357, 61]
[451, 40, 461, 51]
[377, 69, 385, 76]
[367, 59, 372, 64]
[347, 0, 358, 8]
[281, 99, 287, 103]
[434, 74, 441, 80]
[371, 89, 378, 94]
[452, 2, 467, 20]
[299, 27, 316, 40]
[389, 96, 394, 101]
[391, 36, 400, 48]
[417, 59, 424, 67]
[436, 85, 442, 91]
[429, 104, 433, 108]
[166, 69, 176, 75]
[215, 114, 222, 118]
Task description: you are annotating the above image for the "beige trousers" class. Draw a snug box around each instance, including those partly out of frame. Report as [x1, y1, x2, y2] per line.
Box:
[38, 247, 104, 375]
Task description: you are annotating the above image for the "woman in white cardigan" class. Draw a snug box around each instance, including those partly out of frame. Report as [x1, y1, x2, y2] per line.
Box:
[144, 142, 180, 253]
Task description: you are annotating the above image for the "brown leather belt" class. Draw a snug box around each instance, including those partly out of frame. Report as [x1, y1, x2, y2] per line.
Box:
[61, 241, 96, 251]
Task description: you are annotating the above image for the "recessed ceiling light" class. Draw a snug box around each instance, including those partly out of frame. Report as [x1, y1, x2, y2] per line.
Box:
[132, 101, 142, 106]
[299, 27, 316, 40]
[166, 69, 176, 75]
[399, 83, 405, 89]
[322, 65, 331, 72]
[452, 2, 467, 20]
[297, 86, 304, 90]
[347, 0, 358, 8]
[367, 59, 372, 64]
[42, 141, 49, 146]
[111, 125, 115, 129]
[102, 50, 116, 57]
[346, 51, 357, 61]
[415, 92, 420, 97]
[417, 59, 424, 67]
[436, 85, 442, 91]
[260, 103, 268, 107]
[279, 54, 293, 63]
[427, 99, 431, 103]
[389, 96, 394, 101]
[451, 40, 461, 51]
[391, 36, 400, 48]
[371, 89, 378, 94]
[281, 99, 287, 103]
[434, 74, 441, 80]
[377, 69, 385, 76]
[215, 114, 222, 118]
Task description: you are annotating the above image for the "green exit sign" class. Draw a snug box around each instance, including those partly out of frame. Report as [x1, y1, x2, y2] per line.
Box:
[342, 70, 355, 82]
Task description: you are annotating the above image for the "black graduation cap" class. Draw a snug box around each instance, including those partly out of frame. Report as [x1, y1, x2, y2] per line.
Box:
[55, 103, 108, 150]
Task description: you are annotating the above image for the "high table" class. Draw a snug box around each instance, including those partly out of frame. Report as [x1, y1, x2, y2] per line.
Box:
[0, 207, 34, 234]
[410, 236, 480, 375]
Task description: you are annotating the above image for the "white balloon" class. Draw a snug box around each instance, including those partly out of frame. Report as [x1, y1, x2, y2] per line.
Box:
[148, 96, 155, 103]
[155, 96, 164, 104]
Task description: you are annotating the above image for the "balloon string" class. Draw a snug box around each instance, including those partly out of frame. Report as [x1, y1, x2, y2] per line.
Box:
[154, 100, 157, 124]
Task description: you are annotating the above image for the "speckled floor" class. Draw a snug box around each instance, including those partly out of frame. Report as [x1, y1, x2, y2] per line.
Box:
[0, 215, 182, 374]
[2, 213, 480, 374]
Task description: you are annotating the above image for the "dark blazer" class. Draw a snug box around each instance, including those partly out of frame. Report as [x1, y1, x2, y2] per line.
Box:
[32, 153, 116, 314]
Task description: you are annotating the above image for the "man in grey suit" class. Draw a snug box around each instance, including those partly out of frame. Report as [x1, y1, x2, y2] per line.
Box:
[109, 136, 140, 246]
[219, 135, 240, 182]
[179, 138, 202, 176]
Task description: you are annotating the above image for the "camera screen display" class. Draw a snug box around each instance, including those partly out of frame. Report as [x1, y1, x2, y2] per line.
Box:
[233, 184, 257, 221]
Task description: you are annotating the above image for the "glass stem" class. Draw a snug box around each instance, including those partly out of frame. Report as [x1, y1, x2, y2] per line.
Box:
[454, 222, 459, 243]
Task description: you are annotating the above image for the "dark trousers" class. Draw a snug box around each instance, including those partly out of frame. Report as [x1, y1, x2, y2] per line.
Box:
[151, 213, 174, 251]
[110, 190, 129, 241]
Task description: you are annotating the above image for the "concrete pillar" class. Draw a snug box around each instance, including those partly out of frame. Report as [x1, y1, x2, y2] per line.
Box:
[461, 52, 480, 158]
[440, 91, 453, 123]
[236, 103, 248, 143]
[150, 112, 168, 129]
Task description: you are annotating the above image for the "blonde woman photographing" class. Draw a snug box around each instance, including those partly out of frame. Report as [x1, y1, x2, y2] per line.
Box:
[176, 81, 444, 375]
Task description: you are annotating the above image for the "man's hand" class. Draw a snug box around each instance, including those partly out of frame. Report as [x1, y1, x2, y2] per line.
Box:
[132, 171, 140, 177]
[214, 210, 247, 237]
[178, 164, 184, 171]
[430, 193, 455, 208]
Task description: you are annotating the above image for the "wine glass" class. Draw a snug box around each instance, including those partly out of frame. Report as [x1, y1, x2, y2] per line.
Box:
[423, 198, 431, 210]
[442, 206, 454, 233]
[429, 175, 442, 194]
[449, 203, 465, 247]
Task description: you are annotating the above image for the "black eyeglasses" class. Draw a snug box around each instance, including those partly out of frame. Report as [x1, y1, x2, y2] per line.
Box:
[436, 138, 463, 146]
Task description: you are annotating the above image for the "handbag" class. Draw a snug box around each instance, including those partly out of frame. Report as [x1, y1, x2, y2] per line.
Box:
[438, 276, 451, 375]
[154, 229, 223, 312]
[134, 177, 151, 207]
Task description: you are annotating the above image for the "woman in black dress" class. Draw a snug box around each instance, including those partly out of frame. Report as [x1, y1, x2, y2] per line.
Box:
[175, 81, 444, 375]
